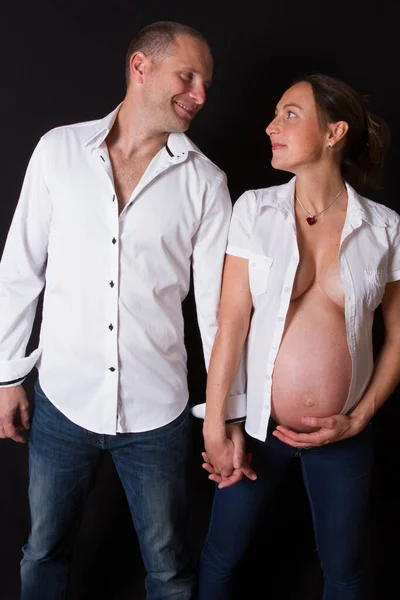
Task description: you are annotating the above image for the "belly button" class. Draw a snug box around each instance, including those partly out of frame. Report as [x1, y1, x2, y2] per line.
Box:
[304, 397, 316, 408]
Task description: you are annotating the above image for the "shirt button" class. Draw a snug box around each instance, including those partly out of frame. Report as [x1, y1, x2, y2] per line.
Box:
[266, 375, 271, 380]
[112, 237, 117, 244]
[272, 344, 277, 350]
[109, 281, 115, 288]
[278, 317, 284, 322]
[284, 287, 290, 293]
[108, 324, 114, 331]
[109, 367, 116, 372]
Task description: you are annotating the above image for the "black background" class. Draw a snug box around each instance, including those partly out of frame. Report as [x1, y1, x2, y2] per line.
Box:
[1, 2, 399, 599]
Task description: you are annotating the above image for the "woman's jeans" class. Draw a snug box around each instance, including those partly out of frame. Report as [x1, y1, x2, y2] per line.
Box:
[198, 418, 373, 600]
[20, 379, 196, 600]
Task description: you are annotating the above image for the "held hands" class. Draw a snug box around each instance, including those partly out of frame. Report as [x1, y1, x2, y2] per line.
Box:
[202, 422, 257, 489]
[0, 385, 30, 443]
[272, 413, 365, 448]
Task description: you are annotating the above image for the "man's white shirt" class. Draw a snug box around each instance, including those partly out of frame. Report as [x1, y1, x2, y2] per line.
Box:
[0, 105, 233, 434]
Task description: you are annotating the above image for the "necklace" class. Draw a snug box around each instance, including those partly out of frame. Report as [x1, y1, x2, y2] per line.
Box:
[295, 185, 345, 225]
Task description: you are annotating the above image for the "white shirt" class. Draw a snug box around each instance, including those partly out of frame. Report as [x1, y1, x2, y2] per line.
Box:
[0, 105, 232, 434]
[192, 177, 400, 441]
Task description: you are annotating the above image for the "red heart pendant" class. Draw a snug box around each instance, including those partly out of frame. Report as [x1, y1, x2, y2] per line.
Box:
[306, 216, 317, 225]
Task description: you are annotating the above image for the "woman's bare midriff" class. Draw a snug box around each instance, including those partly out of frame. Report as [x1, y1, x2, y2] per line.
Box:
[271, 286, 352, 433]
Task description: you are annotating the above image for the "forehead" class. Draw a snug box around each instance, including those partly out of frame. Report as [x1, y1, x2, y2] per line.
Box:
[277, 81, 316, 111]
[165, 34, 213, 76]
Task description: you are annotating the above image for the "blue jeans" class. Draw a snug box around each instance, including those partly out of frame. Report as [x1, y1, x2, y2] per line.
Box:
[198, 418, 373, 600]
[20, 380, 196, 600]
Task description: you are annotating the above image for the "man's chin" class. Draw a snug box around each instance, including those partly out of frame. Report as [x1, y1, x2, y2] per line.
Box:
[170, 120, 191, 133]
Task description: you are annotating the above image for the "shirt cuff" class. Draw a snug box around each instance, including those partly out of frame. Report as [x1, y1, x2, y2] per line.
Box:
[0, 348, 42, 387]
[191, 393, 247, 422]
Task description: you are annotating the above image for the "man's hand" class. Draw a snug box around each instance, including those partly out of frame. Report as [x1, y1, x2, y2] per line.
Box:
[0, 385, 30, 443]
[202, 422, 257, 489]
[272, 413, 365, 448]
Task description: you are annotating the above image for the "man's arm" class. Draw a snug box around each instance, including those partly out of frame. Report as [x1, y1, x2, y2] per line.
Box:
[0, 138, 51, 441]
[191, 181, 249, 423]
[273, 280, 400, 448]
[191, 174, 232, 370]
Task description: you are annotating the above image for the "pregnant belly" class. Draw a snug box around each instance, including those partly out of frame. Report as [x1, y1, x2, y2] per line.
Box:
[271, 301, 352, 433]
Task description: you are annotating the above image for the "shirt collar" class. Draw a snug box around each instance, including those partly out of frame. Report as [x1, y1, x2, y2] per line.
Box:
[83, 104, 205, 163]
[260, 175, 393, 228]
[83, 103, 123, 149]
[164, 132, 205, 161]
[259, 176, 296, 222]
[345, 182, 394, 228]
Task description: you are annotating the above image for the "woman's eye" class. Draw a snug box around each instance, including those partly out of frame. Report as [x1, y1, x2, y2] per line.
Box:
[287, 111, 296, 118]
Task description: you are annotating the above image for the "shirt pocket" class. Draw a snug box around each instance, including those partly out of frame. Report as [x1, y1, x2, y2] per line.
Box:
[248, 254, 274, 295]
[365, 269, 387, 310]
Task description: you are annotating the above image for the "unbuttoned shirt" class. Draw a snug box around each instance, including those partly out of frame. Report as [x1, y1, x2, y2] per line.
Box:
[0, 105, 233, 434]
[193, 177, 400, 441]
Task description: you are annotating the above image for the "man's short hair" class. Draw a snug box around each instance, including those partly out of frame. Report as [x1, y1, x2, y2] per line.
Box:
[125, 21, 209, 84]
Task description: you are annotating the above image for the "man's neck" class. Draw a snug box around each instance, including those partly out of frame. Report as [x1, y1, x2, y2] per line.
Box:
[107, 99, 169, 159]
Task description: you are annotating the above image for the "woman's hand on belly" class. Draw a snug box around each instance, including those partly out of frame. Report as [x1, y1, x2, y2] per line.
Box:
[271, 412, 365, 448]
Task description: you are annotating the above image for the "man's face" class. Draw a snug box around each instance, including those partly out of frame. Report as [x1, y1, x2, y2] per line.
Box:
[143, 34, 213, 133]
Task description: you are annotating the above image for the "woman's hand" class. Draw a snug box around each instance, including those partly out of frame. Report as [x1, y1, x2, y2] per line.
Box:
[272, 413, 365, 448]
[202, 423, 257, 488]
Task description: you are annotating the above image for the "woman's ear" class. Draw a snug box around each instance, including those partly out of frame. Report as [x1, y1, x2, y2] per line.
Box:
[326, 121, 349, 148]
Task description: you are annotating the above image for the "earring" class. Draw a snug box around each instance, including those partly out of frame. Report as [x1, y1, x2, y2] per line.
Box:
[327, 142, 333, 148]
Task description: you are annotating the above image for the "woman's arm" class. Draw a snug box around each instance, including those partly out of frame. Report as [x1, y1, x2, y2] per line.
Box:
[273, 280, 400, 447]
[202, 254, 255, 483]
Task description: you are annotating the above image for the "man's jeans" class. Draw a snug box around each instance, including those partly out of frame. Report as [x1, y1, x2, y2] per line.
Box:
[198, 418, 373, 600]
[21, 379, 196, 600]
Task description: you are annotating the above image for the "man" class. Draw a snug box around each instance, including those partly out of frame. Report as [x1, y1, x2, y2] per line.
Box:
[0, 21, 232, 599]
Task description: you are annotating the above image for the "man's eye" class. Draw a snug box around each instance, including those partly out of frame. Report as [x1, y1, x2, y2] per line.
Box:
[182, 72, 194, 81]
[287, 111, 296, 118]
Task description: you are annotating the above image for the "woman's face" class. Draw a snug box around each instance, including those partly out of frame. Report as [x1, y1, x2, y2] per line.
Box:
[265, 81, 329, 175]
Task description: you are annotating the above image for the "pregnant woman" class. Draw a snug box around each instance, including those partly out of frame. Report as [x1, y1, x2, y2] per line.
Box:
[194, 73, 400, 600]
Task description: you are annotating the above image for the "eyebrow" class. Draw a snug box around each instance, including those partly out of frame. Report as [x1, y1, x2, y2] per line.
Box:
[275, 102, 304, 113]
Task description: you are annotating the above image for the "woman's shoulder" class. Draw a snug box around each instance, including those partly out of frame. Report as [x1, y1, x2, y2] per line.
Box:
[354, 189, 400, 228]
[234, 180, 294, 213]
